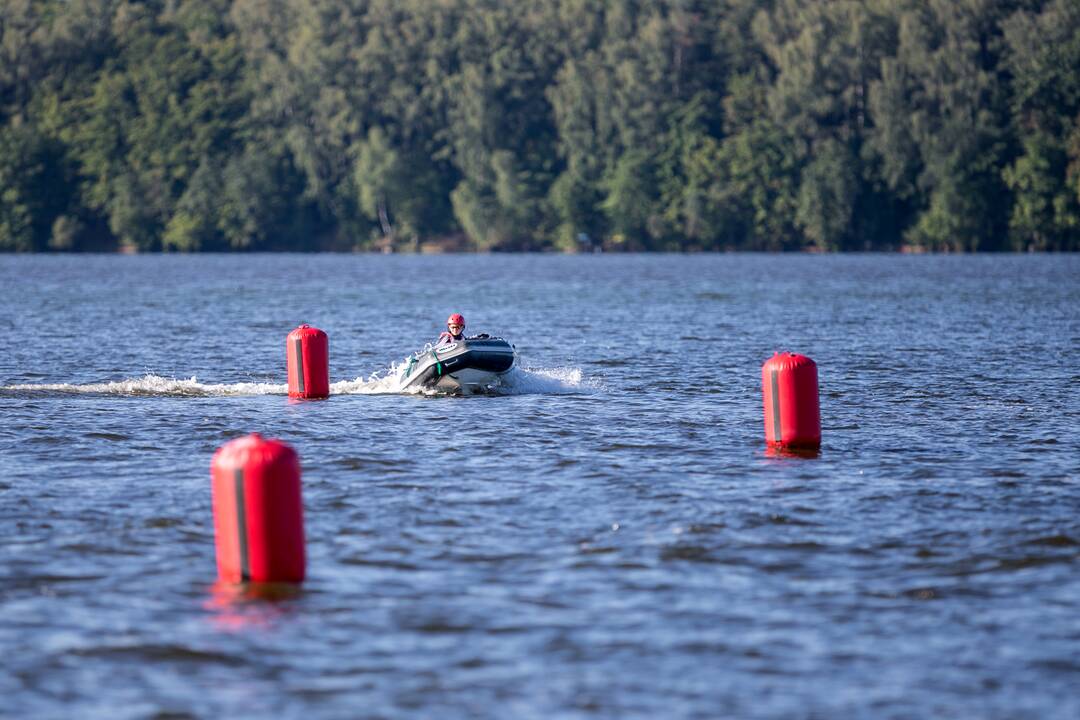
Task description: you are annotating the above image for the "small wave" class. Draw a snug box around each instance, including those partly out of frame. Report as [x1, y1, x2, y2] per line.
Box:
[1, 374, 286, 397]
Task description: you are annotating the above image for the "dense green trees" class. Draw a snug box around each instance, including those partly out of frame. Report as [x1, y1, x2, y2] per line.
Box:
[1, 0, 1078, 252]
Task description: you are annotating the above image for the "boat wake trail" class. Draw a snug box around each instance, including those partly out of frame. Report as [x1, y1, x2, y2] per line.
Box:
[333, 365, 593, 396]
[1, 367, 595, 398]
[1, 375, 288, 397]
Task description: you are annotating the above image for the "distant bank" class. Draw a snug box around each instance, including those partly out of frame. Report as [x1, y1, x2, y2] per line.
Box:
[5, 239, 1076, 255]
[2, 1, 1079, 254]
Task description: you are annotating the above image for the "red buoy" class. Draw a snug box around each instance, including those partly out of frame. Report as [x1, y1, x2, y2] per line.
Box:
[287, 324, 329, 399]
[762, 352, 821, 449]
[210, 433, 306, 584]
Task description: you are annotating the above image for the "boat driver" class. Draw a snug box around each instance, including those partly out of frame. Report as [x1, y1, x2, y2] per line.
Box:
[436, 313, 466, 345]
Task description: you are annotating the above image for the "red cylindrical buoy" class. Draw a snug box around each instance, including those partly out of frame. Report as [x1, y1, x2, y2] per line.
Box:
[287, 324, 329, 399]
[211, 433, 306, 584]
[762, 352, 821, 449]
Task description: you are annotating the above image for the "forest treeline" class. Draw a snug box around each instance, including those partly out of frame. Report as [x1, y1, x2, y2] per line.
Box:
[2, 0, 1079, 253]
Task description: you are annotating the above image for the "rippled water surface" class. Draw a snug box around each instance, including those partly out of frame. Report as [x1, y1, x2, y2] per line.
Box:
[1, 254, 1078, 719]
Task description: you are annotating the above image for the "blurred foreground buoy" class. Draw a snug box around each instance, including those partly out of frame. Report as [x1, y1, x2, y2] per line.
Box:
[211, 433, 306, 584]
[287, 324, 329, 399]
[762, 352, 821, 450]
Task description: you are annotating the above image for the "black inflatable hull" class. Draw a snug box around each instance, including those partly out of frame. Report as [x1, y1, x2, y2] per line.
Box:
[398, 338, 516, 393]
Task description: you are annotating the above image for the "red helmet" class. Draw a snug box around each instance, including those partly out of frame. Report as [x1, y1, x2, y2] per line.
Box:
[447, 313, 465, 327]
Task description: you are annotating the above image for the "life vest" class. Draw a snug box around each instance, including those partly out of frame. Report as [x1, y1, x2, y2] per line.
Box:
[436, 331, 464, 345]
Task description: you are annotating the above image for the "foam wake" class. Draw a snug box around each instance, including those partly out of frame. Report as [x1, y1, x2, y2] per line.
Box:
[332, 365, 592, 396]
[498, 366, 591, 395]
[1, 375, 287, 397]
[1, 367, 594, 397]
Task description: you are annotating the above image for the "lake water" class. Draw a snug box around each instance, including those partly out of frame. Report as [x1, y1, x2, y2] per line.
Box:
[1, 253, 1078, 719]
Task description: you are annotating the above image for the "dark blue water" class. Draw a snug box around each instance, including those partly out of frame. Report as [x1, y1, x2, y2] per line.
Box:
[1, 254, 1078, 719]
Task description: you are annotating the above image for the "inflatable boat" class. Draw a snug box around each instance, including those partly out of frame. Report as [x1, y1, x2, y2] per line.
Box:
[397, 337, 517, 394]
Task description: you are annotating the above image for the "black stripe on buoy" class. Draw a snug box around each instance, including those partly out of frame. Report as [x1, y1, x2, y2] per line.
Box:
[293, 337, 306, 395]
[770, 369, 782, 442]
[233, 468, 251, 582]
